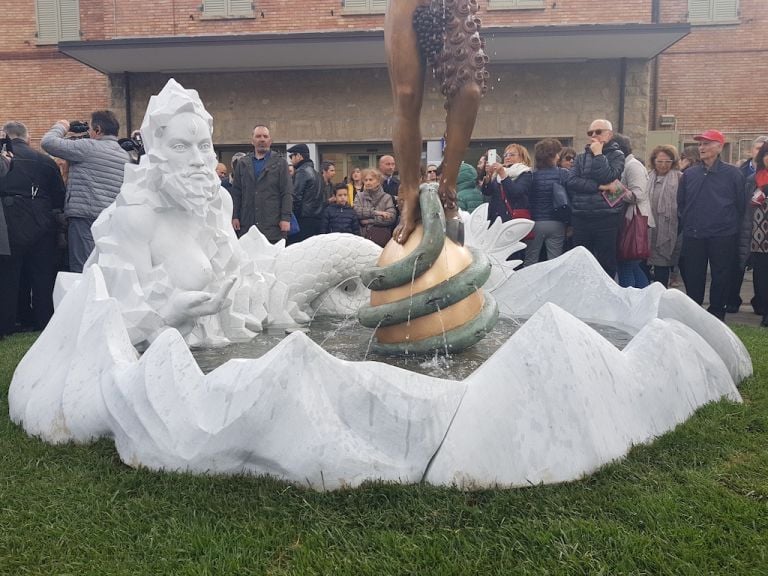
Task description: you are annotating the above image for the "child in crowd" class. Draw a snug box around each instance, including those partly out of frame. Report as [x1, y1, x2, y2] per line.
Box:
[322, 183, 361, 235]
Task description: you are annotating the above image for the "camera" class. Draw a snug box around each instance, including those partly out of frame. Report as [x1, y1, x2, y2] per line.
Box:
[118, 131, 145, 163]
[69, 120, 90, 134]
[0, 134, 12, 155]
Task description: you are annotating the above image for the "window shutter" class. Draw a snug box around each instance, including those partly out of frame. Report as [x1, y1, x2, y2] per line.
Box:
[515, 0, 545, 7]
[713, 0, 738, 21]
[370, 0, 389, 12]
[688, 0, 713, 21]
[36, 0, 60, 44]
[344, 0, 369, 13]
[58, 0, 80, 41]
[203, 0, 227, 17]
[228, 0, 253, 17]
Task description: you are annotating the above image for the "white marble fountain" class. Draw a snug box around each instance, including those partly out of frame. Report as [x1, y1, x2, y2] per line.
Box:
[7, 80, 750, 490]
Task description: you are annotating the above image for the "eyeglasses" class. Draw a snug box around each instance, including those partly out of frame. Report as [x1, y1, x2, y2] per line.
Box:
[503, 151, 516, 157]
[586, 129, 606, 137]
[427, 169, 437, 173]
[655, 159, 673, 164]
[563, 156, 575, 161]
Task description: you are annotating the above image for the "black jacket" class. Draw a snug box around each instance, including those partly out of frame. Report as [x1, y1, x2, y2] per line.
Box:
[566, 141, 626, 216]
[0, 139, 65, 251]
[482, 171, 532, 223]
[530, 167, 570, 221]
[322, 204, 361, 235]
[231, 151, 293, 243]
[293, 159, 324, 219]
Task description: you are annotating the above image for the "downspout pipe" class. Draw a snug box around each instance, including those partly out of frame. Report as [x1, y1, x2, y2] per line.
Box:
[618, 58, 627, 133]
[124, 72, 132, 135]
[650, 0, 661, 130]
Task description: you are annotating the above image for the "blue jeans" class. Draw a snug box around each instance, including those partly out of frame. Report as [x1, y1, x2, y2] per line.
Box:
[617, 260, 649, 288]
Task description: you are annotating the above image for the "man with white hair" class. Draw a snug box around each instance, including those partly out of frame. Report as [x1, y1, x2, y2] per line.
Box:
[566, 118, 626, 279]
[678, 129, 746, 320]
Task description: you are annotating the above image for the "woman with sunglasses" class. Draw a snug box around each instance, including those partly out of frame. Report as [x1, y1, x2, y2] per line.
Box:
[646, 145, 682, 287]
[557, 147, 576, 171]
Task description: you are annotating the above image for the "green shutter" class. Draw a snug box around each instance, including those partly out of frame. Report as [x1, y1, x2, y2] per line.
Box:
[58, 0, 80, 41]
[228, 0, 253, 17]
[36, 0, 60, 44]
[203, 0, 227, 17]
[713, 0, 738, 21]
[688, 0, 713, 21]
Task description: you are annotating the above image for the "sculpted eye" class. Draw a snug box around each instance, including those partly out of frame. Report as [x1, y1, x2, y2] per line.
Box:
[200, 142, 212, 151]
[171, 143, 187, 152]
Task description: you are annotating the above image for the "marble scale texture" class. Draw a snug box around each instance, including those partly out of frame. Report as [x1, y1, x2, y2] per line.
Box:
[7, 79, 751, 490]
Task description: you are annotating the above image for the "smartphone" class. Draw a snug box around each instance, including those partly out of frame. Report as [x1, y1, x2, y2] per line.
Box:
[487, 149, 497, 165]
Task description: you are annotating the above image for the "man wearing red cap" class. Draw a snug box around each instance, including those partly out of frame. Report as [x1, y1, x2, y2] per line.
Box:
[678, 129, 747, 320]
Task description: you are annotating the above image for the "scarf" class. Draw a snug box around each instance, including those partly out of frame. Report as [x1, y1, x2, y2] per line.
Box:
[496, 162, 531, 183]
[756, 169, 768, 191]
[647, 169, 680, 260]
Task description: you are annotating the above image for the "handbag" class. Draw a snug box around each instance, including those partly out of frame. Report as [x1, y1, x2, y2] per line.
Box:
[364, 224, 392, 247]
[617, 206, 650, 261]
[288, 213, 300, 236]
[502, 193, 535, 240]
[552, 181, 570, 221]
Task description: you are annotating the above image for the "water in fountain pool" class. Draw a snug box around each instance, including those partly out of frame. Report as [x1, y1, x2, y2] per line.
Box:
[192, 316, 633, 380]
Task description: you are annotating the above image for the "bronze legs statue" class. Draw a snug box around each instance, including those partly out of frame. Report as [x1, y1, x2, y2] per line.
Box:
[385, 0, 488, 245]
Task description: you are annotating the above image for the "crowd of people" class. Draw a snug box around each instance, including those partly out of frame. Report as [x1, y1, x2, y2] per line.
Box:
[2, 110, 767, 339]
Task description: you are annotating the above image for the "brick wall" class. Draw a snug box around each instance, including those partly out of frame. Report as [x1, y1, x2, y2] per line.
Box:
[1, 0, 764, 157]
[88, 0, 654, 40]
[656, 0, 768, 141]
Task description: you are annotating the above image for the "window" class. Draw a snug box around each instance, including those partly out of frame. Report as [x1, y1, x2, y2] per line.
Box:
[343, 0, 389, 15]
[688, 0, 738, 24]
[487, 0, 545, 10]
[36, 0, 80, 45]
[201, 0, 254, 19]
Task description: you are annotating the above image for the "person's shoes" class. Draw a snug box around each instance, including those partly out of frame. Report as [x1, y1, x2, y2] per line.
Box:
[726, 304, 740, 314]
[761, 317, 768, 327]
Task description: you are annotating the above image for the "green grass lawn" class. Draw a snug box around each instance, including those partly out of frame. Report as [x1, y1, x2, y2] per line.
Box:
[1, 327, 767, 575]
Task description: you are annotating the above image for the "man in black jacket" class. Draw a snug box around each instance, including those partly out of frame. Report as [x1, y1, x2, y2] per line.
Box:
[287, 143, 324, 243]
[0, 121, 66, 336]
[231, 125, 293, 243]
[566, 119, 626, 279]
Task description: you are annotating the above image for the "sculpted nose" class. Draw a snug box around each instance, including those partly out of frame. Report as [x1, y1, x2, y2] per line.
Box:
[189, 147, 205, 166]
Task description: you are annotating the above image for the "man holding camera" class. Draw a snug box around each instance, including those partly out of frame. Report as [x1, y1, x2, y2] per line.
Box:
[41, 110, 130, 272]
[0, 121, 66, 337]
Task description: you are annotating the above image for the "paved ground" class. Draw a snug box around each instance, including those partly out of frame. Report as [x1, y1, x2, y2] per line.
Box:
[689, 268, 764, 329]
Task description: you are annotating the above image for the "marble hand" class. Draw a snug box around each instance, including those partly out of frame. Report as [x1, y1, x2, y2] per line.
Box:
[160, 277, 238, 331]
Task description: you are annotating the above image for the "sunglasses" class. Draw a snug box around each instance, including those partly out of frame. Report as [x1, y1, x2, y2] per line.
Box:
[427, 169, 437, 173]
[563, 155, 575, 161]
[586, 129, 606, 137]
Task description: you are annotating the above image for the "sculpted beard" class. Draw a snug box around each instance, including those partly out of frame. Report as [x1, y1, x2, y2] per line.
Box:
[151, 159, 220, 217]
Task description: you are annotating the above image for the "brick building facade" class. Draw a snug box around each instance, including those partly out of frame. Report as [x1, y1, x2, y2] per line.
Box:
[0, 1, 764, 171]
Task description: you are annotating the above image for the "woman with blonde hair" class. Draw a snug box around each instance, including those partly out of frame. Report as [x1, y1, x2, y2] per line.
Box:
[646, 144, 682, 287]
[354, 168, 396, 247]
[481, 143, 533, 225]
[346, 166, 364, 206]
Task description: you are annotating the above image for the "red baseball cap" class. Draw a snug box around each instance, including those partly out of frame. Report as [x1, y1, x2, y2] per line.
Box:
[693, 129, 725, 144]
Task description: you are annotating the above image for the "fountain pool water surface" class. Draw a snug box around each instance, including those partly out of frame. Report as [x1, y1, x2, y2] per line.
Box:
[193, 316, 634, 379]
